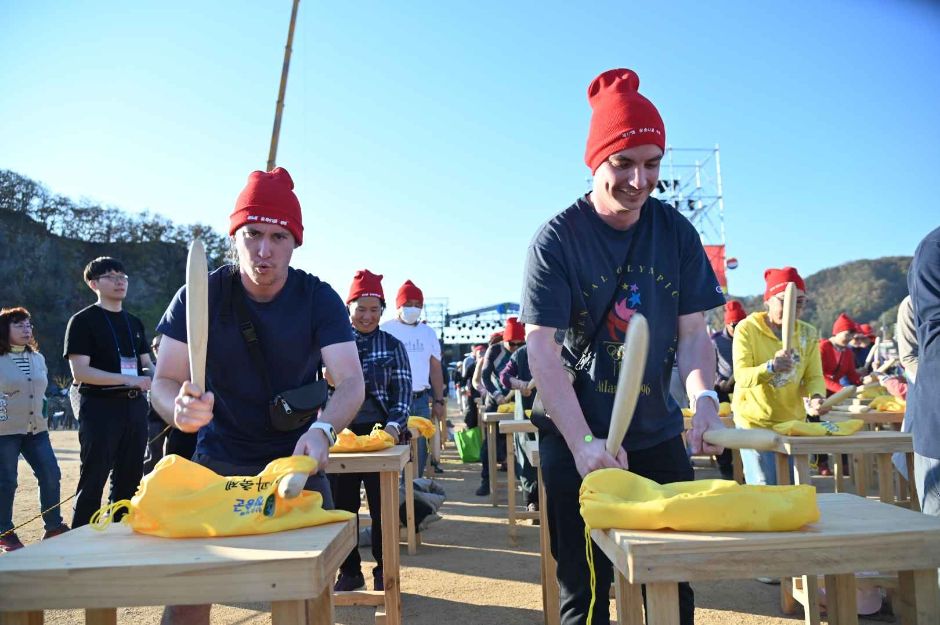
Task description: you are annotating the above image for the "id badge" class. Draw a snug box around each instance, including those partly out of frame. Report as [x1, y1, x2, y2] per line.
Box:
[120, 356, 138, 377]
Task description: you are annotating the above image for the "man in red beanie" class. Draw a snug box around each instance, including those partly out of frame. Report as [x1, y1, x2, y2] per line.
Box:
[521, 68, 726, 625]
[709, 300, 747, 479]
[331, 269, 412, 592]
[151, 167, 365, 625]
[474, 316, 526, 496]
[820, 312, 863, 394]
[382, 280, 446, 475]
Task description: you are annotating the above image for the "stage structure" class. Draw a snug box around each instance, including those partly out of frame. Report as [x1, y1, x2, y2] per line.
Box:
[653, 145, 733, 292]
[441, 302, 520, 346]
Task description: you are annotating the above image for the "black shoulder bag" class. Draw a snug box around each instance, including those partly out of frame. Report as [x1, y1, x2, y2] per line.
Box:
[230, 271, 330, 432]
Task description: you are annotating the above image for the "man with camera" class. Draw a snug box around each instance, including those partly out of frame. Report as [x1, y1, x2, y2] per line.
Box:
[151, 167, 364, 625]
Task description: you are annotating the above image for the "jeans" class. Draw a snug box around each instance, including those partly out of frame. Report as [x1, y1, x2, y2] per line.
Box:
[410, 392, 431, 477]
[739, 447, 793, 485]
[514, 432, 539, 505]
[541, 433, 695, 625]
[914, 453, 940, 517]
[0, 432, 63, 532]
[72, 394, 149, 527]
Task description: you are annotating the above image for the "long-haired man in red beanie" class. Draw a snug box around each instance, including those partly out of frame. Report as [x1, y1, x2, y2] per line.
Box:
[151, 168, 365, 625]
[520, 68, 727, 625]
[381, 280, 446, 476]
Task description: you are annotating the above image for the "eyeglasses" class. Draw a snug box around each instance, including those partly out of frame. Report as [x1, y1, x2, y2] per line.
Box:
[508, 341, 525, 347]
[96, 274, 130, 283]
[774, 295, 807, 307]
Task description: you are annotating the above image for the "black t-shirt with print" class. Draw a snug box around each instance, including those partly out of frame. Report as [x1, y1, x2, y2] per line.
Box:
[520, 195, 725, 452]
[63, 304, 149, 390]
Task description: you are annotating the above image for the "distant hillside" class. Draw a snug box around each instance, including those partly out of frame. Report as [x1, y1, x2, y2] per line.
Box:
[0, 170, 227, 382]
[721, 257, 912, 337]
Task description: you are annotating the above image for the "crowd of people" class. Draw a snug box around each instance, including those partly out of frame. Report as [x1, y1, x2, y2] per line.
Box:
[1, 65, 938, 625]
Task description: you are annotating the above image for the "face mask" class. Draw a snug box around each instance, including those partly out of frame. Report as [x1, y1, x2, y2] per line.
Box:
[400, 306, 422, 324]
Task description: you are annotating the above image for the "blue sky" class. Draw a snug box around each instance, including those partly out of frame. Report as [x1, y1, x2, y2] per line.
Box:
[2, 0, 938, 315]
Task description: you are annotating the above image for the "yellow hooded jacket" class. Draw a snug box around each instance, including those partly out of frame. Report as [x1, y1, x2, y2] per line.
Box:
[732, 312, 826, 430]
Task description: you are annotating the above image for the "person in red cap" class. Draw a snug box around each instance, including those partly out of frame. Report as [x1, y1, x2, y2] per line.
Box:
[732, 267, 827, 486]
[474, 316, 526, 496]
[330, 270, 412, 592]
[820, 312, 863, 394]
[381, 280, 446, 476]
[520, 68, 727, 625]
[151, 167, 365, 625]
[850, 322, 877, 372]
[708, 300, 748, 479]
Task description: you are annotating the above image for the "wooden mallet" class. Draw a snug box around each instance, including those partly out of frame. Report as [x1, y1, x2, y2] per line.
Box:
[817, 385, 858, 411]
[781, 282, 798, 353]
[606, 314, 649, 455]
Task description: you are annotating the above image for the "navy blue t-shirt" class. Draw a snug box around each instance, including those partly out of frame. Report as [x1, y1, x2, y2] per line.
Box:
[156, 265, 354, 464]
[907, 225, 940, 459]
[520, 195, 725, 452]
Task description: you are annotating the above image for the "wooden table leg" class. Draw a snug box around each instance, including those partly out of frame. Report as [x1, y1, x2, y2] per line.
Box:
[614, 570, 644, 625]
[907, 453, 921, 512]
[644, 582, 680, 625]
[854, 453, 868, 497]
[876, 454, 894, 504]
[537, 462, 560, 625]
[898, 569, 940, 625]
[823, 573, 859, 625]
[832, 453, 845, 494]
[84, 609, 116, 625]
[272, 600, 307, 624]
[0, 613, 43, 625]
[791, 453, 820, 624]
[488, 423, 498, 507]
[307, 582, 335, 625]
[507, 433, 517, 541]
[732, 448, 744, 484]
[431, 417, 441, 466]
[380, 470, 402, 625]
[405, 442, 417, 555]
[775, 452, 791, 486]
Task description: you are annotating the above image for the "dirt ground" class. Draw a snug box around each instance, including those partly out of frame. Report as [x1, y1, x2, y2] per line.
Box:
[10, 409, 895, 624]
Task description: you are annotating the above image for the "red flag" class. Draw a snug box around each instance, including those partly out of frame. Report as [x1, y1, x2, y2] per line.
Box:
[704, 244, 727, 293]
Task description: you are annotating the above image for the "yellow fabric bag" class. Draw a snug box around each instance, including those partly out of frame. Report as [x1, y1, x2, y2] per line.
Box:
[91, 455, 353, 538]
[681, 402, 732, 418]
[580, 468, 819, 532]
[772, 419, 864, 437]
[869, 395, 906, 413]
[408, 416, 436, 438]
[496, 402, 515, 414]
[330, 424, 395, 453]
[859, 385, 886, 400]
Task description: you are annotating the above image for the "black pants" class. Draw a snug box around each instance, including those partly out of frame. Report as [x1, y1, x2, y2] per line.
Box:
[541, 433, 695, 625]
[72, 394, 149, 527]
[143, 410, 198, 474]
[330, 422, 384, 575]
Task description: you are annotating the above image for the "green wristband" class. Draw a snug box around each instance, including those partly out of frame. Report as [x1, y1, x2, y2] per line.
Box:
[584, 434, 594, 443]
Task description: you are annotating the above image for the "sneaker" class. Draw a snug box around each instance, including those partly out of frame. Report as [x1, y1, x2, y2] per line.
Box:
[433, 465, 444, 474]
[373, 567, 384, 591]
[756, 577, 780, 585]
[475, 483, 490, 496]
[42, 523, 70, 540]
[527, 502, 540, 525]
[0, 531, 25, 552]
[333, 571, 365, 592]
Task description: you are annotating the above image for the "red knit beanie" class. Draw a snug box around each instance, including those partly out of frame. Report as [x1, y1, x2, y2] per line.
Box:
[229, 167, 304, 245]
[724, 301, 747, 325]
[584, 69, 666, 173]
[503, 317, 525, 343]
[396, 280, 424, 308]
[832, 313, 856, 336]
[858, 323, 875, 339]
[763, 267, 806, 301]
[347, 269, 385, 305]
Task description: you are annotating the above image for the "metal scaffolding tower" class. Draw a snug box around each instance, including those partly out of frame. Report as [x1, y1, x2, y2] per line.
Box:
[654, 145, 726, 246]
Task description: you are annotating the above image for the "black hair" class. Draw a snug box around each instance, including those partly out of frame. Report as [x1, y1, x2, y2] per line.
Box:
[84, 257, 126, 282]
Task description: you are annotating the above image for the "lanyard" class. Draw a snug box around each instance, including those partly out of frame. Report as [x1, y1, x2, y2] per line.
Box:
[100, 306, 137, 360]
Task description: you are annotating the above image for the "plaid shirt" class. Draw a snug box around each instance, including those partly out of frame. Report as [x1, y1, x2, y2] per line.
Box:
[354, 327, 413, 429]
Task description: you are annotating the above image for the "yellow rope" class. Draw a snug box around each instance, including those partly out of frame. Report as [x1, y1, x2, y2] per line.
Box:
[89, 500, 132, 531]
[585, 524, 597, 624]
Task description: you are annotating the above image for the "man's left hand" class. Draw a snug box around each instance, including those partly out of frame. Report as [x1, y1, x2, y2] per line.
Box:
[690, 401, 725, 455]
[293, 428, 331, 471]
[432, 400, 445, 420]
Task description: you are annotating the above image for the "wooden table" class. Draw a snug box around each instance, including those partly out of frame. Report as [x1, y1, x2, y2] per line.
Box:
[826, 410, 904, 426]
[522, 439, 561, 625]
[482, 412, 515, 507]
[327, 445, 410, 625]
[498, 420, 541, 539]
[405, 427, 423, 555]
[0, 519, 356, 625]
[593, 493, 940, 625]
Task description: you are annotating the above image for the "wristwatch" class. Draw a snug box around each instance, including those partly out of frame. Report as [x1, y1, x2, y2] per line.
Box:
[691, 389, 720, 412]
[309, 421, 337, 446]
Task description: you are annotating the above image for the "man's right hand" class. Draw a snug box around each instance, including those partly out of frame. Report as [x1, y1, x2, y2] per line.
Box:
[131, 375, 152, 391]
[174, 381, 214, 433]
[771, 349, 794, 374]
[572, 437, 629, 478]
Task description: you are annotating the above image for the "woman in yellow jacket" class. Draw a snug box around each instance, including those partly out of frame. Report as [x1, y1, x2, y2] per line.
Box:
[732, 267, 828, 484]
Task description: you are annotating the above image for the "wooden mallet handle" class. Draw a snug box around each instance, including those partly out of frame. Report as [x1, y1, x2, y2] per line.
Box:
[781, 282, 797, 353]
[703, 428, 782, 452]
[278, 472, 308, 499]
[818, 385, 857, 411]
[875, 357, 897, 374]
[606, 314, 649, 456]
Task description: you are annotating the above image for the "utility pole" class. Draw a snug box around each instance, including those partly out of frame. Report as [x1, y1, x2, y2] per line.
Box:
[267, 0, 300, 171]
